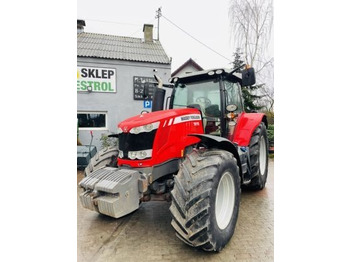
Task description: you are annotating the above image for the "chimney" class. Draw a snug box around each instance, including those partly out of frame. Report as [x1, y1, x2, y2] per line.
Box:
[143, 24, 154, 42]
[77, 20, 86, 33]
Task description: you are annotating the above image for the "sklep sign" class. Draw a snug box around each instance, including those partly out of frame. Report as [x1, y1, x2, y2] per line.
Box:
[77, 66, 116, 93]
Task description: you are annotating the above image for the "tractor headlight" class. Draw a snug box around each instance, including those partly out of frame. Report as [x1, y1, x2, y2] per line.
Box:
[132, 127, 142, 134]
[116, 127, 123, 134]
[144, 124, 154, 131]
[129, 121, 160, 134]
[138, 150, 148, 159]
[128, 149, 152, 160]
[128, 151, 138, 159]
[118, 151, 124, 158]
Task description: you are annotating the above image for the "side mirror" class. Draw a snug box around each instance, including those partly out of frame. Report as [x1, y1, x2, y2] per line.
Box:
[242, 68, 256, 87]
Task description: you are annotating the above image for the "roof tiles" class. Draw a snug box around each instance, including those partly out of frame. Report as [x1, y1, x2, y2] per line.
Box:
[77, 32, 171, 64]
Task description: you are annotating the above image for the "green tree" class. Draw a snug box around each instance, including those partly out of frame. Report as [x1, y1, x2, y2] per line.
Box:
[241, 85, 264, 112]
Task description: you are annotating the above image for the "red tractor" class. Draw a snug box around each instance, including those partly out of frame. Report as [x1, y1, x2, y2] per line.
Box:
[79, 66, 268, 252]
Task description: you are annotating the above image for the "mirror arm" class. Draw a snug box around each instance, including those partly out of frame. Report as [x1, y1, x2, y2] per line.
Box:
[231, 64, 246, 74]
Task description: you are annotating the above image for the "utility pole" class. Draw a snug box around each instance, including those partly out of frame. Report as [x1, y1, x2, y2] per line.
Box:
[155, 7, 162, 40]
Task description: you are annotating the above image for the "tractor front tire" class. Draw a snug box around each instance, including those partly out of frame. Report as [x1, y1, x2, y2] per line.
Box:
[170, 149, 240, 252]
[84, 146, 118, 176]
[246, 122, 269, 190]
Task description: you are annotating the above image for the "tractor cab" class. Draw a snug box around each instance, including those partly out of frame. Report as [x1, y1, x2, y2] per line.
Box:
[169, 68, 253, 138]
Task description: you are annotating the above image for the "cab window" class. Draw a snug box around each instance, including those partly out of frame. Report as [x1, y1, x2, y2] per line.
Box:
[172, 80, 221, 135]
[224, 81, 243, 113]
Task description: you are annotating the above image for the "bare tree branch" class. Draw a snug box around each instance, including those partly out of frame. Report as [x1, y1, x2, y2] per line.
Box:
[230, 0, 274, 112]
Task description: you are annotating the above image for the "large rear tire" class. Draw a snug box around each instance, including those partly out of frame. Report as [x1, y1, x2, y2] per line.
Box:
[246, 122, 269, 190]
[84, 146, 118, 176]
[170, 149, 240, 252]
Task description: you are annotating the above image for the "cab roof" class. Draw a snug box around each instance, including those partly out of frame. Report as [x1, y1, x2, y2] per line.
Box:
[169, 68, 242, 84]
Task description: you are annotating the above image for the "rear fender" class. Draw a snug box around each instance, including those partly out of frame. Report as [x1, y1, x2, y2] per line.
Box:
[189, 134, 242, 178]
[233, 113, 267, 146]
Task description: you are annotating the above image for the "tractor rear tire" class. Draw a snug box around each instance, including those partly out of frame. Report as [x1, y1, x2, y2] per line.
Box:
[170, 149, 240, 252]
[84, 146, 118, 176]
[246, 122, 269, 190]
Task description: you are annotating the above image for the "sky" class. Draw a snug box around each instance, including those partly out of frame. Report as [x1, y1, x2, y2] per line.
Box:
[77, 0, 244, 71]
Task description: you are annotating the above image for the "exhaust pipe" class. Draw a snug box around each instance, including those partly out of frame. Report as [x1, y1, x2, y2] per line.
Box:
[152, 74, 165, 112]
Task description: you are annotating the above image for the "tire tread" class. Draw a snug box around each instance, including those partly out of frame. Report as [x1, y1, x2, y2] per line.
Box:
[170, 149, 239, 251]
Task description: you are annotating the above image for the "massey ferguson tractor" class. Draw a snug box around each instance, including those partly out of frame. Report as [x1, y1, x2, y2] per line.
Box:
[79, 66, 268, 252]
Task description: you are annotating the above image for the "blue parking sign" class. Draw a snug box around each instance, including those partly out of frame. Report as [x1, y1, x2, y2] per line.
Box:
[144, 100, 152, 108]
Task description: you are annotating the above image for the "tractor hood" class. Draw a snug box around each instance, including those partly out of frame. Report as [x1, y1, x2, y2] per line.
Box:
[118, 108, 201, 133]
[117, 107, 203, 168]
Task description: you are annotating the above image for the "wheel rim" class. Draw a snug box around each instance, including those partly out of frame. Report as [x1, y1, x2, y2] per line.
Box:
[259, 136, 267, 175]
[215, 171, 235, 230]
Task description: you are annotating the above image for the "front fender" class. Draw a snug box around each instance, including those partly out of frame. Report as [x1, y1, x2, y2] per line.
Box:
[233, 113, 267, 146]
[189, 134, 242, 178]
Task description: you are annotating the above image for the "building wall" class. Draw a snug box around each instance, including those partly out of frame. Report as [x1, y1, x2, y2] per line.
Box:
[172, 64, 200, 77]
[77, 57, 172, 150]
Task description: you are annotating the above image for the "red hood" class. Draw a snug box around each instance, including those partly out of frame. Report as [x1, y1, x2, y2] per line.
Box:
[118, 108, 200, 132]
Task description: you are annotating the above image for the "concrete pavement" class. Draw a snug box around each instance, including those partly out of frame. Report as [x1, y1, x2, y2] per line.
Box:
[77, 160, 274, 262]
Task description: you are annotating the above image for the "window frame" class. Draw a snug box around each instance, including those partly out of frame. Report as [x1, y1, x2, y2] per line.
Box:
[77, 111, 108, 130]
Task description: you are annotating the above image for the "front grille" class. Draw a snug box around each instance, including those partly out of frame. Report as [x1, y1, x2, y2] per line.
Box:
[118, 129, 157, 159]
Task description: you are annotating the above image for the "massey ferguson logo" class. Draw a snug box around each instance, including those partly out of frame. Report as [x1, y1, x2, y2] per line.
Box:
[180, 115, 200, 121]
[173, 114, 202, 125]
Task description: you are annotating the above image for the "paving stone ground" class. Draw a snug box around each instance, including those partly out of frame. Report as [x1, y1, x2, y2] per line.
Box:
[77, 160, 274, 262]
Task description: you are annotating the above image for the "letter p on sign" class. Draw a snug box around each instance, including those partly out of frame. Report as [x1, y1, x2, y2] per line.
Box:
[144, 100, 152, 108]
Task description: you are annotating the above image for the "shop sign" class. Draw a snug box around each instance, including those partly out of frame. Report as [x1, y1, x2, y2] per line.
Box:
[77, 66, 116, 93]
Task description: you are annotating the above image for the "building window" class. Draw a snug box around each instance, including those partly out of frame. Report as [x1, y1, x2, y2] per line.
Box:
[77, 112, 107, 129]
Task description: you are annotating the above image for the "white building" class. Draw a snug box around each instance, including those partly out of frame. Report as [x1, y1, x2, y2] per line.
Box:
[77, 20, 172, 150]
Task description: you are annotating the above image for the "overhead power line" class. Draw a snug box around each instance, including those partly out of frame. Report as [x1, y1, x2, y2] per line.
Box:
[161, 14, 232, 63]
[129, 18, 157, 37]
[84, 18, 140, 27]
